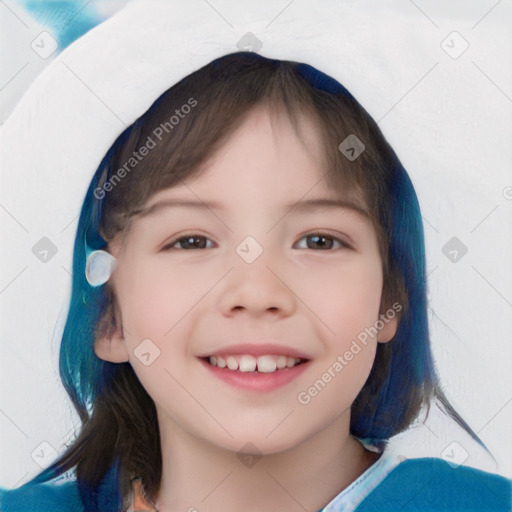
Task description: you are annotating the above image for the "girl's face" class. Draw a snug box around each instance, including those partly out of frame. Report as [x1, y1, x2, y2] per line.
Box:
[95, 106, 397, 454]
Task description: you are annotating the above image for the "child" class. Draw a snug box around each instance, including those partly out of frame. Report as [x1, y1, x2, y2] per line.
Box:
[1, 52, 510, 512]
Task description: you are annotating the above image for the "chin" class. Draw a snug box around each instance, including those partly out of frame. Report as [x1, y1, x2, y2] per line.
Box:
[209, 428, 308, 458]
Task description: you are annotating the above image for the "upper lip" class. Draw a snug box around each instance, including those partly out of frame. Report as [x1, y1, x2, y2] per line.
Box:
[198, 343, 311, 360]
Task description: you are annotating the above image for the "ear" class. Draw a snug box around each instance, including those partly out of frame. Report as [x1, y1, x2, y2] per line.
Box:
[93, 310, 130, 363]
[377, 314, 398, 344]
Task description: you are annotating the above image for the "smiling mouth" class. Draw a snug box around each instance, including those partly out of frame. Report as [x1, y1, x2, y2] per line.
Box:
[202, 354, 307, 373]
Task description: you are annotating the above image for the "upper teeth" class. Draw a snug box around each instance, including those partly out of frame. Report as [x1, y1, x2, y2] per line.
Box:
[208, 354, 302, 373]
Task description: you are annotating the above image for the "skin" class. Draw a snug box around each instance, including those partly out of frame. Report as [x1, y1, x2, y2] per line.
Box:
[95, 105, 398, 512]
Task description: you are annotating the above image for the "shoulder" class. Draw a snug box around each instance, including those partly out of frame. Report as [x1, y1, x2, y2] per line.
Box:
[355, 457, 512, 512]
[0, 477, 83, 512]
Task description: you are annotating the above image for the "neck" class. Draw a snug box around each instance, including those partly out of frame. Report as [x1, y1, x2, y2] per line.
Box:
[153, 411, 380, 512]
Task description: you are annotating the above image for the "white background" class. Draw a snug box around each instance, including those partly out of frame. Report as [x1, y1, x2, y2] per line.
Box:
[1, 0, 511, 489]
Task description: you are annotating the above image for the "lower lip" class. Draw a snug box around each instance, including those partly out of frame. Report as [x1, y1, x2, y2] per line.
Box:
[199, 358, 310, 392]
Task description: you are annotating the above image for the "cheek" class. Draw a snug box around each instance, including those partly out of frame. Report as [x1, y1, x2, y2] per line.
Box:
[305, 254, 384, 346]
[115, 257, 203, 340]
[295, 259, 383, 416]
[113, 260, 199, 412]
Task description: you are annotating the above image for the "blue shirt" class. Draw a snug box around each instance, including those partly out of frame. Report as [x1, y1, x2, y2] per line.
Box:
[1, 456, 511, 511]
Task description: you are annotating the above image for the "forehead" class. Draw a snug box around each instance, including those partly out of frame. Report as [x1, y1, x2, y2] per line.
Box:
[142, 106, 346, 209]
[211, 106, 318, 168]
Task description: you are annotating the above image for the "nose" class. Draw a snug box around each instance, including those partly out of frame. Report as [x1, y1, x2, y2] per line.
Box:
[217, 246, 297, 319]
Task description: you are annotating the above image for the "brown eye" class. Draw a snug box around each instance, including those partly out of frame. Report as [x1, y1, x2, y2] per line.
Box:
[295, 233, 351, 251]
[163, 235, 215, 250]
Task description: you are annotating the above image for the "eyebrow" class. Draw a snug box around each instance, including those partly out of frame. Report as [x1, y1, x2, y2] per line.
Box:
[129, 197, 369, 220]
[285, 198, 369, 218]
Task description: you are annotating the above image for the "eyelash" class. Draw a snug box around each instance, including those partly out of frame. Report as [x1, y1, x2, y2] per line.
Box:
[161, 232, 352, 251]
